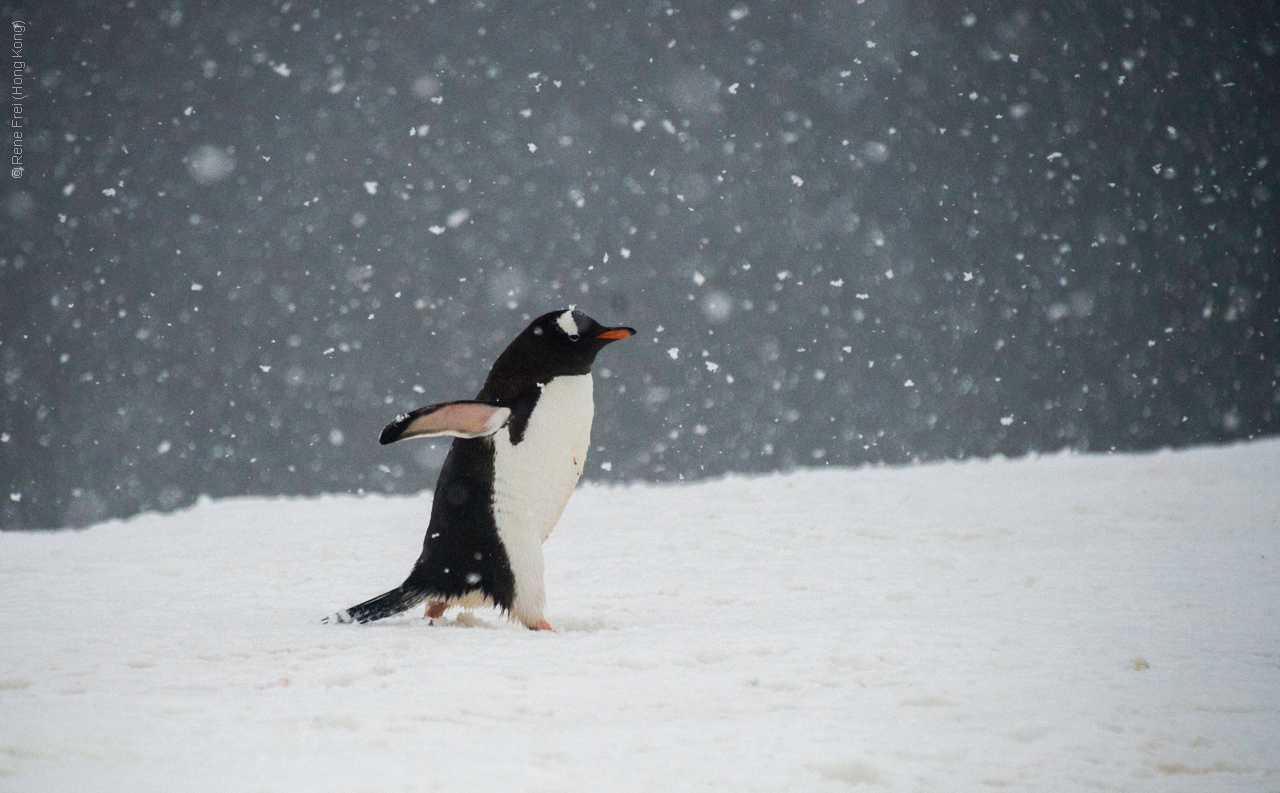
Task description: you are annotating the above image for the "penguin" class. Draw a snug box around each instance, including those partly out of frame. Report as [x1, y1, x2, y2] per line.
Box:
[323, 308, 635, 631]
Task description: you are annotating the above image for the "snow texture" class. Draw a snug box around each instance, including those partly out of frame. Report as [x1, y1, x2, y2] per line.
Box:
[2, 440, 1278, 791]
[5, 1, 1277, 530]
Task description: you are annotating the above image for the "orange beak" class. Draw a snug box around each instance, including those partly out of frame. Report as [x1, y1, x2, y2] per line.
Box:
[596, 327, 636, 340]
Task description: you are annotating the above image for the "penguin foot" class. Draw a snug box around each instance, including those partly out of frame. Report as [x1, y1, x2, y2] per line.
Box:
[424, 601, 447, 622]
[531, 620, 555, 632]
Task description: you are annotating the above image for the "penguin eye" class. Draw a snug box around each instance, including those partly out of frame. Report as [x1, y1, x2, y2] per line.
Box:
[568, 334, 579, 341]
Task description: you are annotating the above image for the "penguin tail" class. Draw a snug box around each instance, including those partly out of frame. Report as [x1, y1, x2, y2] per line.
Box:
[322, 584, 431, 625]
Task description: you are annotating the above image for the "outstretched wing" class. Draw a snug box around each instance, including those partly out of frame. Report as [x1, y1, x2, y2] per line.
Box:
[380, 400, 512, 445]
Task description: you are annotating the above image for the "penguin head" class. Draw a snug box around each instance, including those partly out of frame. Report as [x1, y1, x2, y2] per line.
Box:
[489, 308, 636, 383]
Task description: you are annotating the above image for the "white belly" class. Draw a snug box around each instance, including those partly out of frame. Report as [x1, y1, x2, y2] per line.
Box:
[491, 373, 593, 625]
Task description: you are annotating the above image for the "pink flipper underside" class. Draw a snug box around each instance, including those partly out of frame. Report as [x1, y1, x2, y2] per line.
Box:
[402, 403, 510, 439]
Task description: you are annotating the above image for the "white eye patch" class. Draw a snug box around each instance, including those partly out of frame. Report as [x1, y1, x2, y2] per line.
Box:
[556, 310, 579, 339]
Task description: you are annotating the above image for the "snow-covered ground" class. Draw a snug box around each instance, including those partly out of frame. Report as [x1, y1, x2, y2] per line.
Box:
[2, 440, 1278, 792]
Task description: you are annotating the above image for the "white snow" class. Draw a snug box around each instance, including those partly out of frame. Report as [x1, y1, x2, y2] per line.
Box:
[186, 145, 235, 185]
[2, 441, 1278, 791]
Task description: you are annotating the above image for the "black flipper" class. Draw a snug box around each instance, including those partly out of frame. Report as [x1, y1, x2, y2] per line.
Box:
[380, 400, 511, 445]
[321, 583, 431, 624]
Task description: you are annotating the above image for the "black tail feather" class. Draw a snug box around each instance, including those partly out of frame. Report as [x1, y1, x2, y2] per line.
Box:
[322, 584, 431, 624]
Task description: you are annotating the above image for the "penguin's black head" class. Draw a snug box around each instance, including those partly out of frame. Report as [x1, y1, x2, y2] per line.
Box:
[484, 308, 636, 389]
[523, 308, 636, 371]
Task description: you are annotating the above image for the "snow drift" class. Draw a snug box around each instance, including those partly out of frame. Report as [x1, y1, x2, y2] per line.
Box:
[2, 440, 1278, 791]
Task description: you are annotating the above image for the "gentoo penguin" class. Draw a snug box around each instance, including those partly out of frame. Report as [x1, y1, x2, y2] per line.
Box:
[324, 308, 635, 631]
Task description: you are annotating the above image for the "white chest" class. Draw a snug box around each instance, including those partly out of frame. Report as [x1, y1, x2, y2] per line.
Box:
[492, 373, 593, 541]
[490, 374, 593, 623]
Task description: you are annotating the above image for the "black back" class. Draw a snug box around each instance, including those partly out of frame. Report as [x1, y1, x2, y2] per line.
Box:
[404, 434, 518, 610]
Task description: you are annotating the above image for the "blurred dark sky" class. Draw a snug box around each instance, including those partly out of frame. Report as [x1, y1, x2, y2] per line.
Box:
[2, 0, 1277, 529]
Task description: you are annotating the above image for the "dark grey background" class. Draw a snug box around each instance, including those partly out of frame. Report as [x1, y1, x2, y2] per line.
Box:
[2, 1, 1277, 530]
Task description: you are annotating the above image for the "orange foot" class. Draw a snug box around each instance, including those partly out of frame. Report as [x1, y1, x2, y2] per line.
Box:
[532, 620, 555, 632]
[424, 601, 446, 625]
